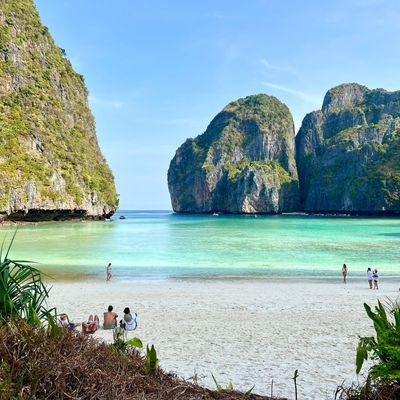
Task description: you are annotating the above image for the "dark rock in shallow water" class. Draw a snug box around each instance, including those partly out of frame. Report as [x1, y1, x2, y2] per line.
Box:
[296, 83, 400, 214]
[0, 0, 118, 221]
[168, 94, 299, 213]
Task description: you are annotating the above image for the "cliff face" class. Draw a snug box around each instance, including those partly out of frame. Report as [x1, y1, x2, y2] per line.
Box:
[296, 83, 400, 213]
[0, 0, 118, 221]
[168, 94, 299, 213]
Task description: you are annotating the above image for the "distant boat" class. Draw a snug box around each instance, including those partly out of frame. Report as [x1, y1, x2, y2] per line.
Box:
[212, 213, 219, 216]
[119, 215, 126, 220]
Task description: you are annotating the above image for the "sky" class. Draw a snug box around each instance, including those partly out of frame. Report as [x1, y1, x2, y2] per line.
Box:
[34, 0, 400, 210]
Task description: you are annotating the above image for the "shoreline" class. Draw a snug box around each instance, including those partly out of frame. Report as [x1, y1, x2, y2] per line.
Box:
[2, 210, 400, 225]
[0, 217, 112, 226]
[43, 272, 400, 284]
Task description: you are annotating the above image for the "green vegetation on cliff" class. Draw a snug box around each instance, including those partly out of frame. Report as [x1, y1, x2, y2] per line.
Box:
[224, 159, 293, 185]
[0, 0, 117, 217]
[296, 83, 400, 212]
[168, 94, 299, 213]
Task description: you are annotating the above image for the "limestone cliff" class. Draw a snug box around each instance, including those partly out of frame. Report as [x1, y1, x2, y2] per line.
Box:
[0, 0, 118, 221]
[168, 94, 299, 213]
[296, 83, 400, 214]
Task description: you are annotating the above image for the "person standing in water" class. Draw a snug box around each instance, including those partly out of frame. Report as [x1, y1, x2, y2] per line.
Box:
[342, 264, 348, 284]
[367, 268, 373, 289]
[106, 263, 112, 281]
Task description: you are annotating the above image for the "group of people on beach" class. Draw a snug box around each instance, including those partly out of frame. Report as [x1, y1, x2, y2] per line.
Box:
[57, 263, 139, 336]
[341, 264, 379, 289]
[367, 267, 379, 290]
[57, 305, 137, 334]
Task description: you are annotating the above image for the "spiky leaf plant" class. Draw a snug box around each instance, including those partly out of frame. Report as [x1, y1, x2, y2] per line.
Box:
[356, 299, 400, 381]
[0, 231, 54, 325]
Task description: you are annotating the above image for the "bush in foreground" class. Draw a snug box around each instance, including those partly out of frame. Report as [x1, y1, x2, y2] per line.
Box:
[0, 232, 54, 325]
[335, 380, 400, 400]
[0, 320, 283, 400]
[336, 300, 400, 400]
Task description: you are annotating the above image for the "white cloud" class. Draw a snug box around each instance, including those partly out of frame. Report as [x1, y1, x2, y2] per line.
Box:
[260, 58, 297, 74]
[261, 81, 320, 104]
[89, 95, 123, 109]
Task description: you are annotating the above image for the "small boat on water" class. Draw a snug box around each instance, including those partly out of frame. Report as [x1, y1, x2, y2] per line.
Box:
[212, 213, 219, 216]
[119, 215, 126, 220]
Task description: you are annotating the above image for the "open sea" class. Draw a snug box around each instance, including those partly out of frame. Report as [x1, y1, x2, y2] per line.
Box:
[1, 210, 399, 279]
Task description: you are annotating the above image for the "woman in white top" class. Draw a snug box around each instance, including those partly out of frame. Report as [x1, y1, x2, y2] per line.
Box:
[367, 268, 373, 289]
[120, 307, 137, 331]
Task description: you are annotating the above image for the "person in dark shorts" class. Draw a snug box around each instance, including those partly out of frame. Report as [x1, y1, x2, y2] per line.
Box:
[373, 269, 379, 290]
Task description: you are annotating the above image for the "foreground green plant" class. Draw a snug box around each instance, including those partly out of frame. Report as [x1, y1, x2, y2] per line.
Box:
[0, 232, 54, 325]
[211, 373, 254, 395]
[145, 344, 159, 375]
[113, 336, 143, 353]
[356, 300, 400, 381]
[212, 373, 233, 392]
[292, 369, 299, 400]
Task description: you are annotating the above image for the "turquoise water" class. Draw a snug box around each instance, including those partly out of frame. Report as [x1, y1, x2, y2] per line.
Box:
[1, 211, 400, 278]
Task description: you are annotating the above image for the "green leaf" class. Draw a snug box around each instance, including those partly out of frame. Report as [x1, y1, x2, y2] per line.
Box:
[356, 342, 367, 374]
[45, 312, 63, 337]
[145, 344, 159, 375]
[0, 236, 54, 325]
[364, 303, 375, 321]
[4, 229, 18, 260]
[211, 373, 223, 392]
[245, 385, 255, 395]
[127, 337, 143, 349]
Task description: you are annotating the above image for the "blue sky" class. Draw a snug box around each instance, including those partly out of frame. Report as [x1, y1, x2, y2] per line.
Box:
[34, 0, 400, 210]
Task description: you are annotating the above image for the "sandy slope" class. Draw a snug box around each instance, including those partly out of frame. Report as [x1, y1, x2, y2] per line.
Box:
[48, 277, 400, 400]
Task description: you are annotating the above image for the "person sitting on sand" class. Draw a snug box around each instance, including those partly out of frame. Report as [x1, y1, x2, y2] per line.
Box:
[373, 269, 379, 290]
[103, 305, 118, 329]
[57, 314, 81, 329]
[342, 264, 348, 284]
[367, 268, 373, 289]
[119, 307, 137, 331]
[82, 315, 99, 334]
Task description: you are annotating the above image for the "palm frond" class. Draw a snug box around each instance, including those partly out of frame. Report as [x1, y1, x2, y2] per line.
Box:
[0, 232, 54, 325]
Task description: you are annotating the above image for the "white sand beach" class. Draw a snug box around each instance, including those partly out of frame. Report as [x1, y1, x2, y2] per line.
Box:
[48, 277, 400, 400]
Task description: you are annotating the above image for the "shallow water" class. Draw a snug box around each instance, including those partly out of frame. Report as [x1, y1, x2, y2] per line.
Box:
[1, 211, 400, 279]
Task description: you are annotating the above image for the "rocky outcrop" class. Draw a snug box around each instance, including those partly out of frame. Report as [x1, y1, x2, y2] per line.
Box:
[168, 94, 299, 213]
[0, 0, 117, 221]
[296, 83, 400, 214]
